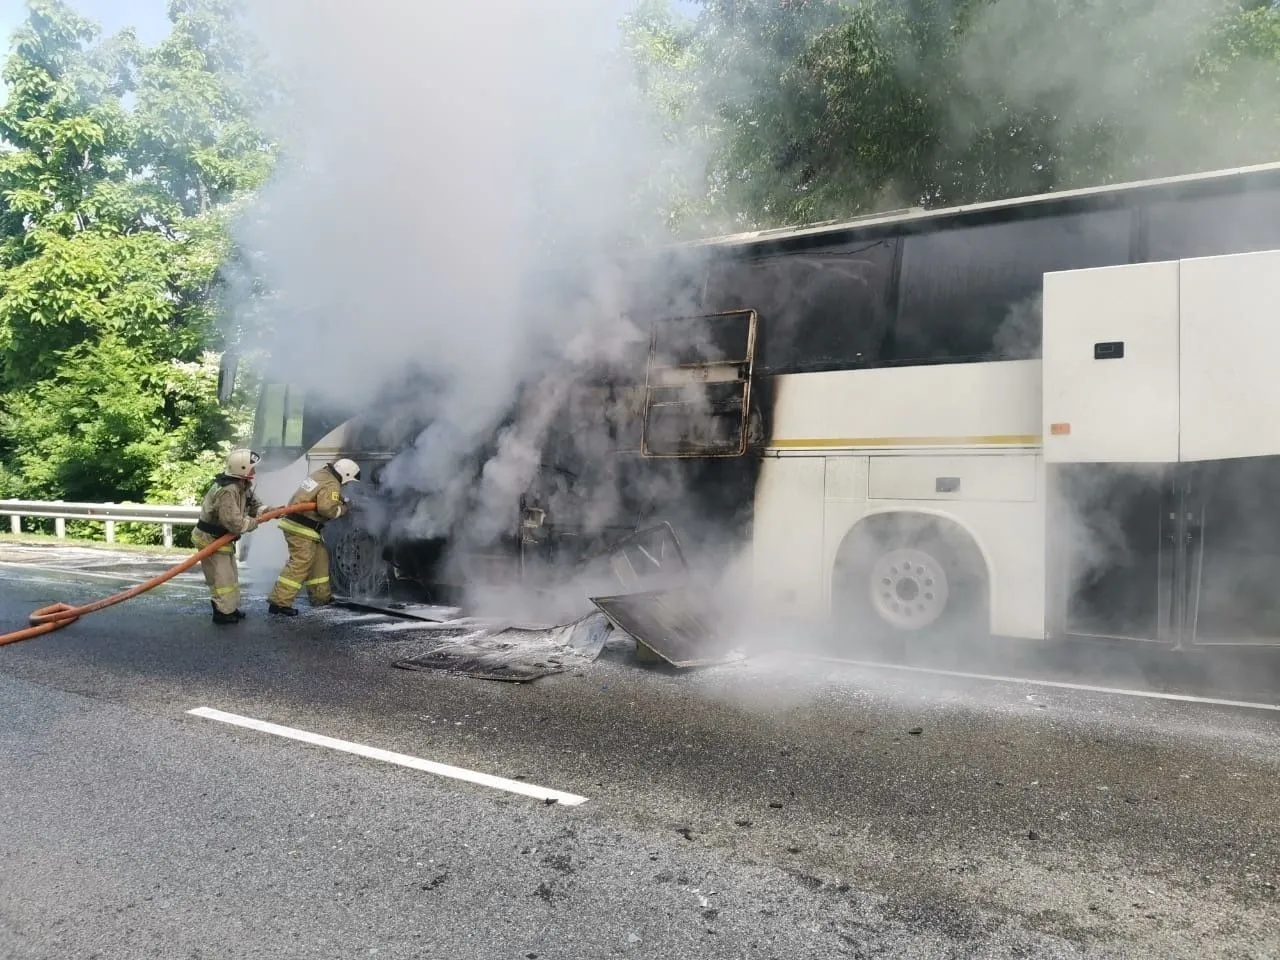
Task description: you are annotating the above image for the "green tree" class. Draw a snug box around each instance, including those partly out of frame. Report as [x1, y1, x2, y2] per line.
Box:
[0, 0, 274, 530]
[635, 0, 1280, 230]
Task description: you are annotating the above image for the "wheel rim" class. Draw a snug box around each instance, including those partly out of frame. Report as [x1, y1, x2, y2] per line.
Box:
[330, 527, 388, 598]
[869, 547, 949, 630]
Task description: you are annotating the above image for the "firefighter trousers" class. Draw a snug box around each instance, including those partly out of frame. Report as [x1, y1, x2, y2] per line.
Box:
[267, 531, 332, 608]
[193, 530, 240, 615]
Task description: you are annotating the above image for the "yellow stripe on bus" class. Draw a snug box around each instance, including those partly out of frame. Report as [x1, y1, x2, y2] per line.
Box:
[770, 434, 1042, 449]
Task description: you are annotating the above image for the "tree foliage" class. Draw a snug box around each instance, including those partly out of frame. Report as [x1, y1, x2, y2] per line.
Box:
[0, 0, 273, 523]
[630, 0, 1280, 231]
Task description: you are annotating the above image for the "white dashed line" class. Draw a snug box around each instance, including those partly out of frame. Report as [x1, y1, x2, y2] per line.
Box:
[187, 706, 588, 806]
[808, 656, 1280, 713]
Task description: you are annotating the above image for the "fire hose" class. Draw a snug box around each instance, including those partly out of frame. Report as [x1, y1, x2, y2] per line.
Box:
[0, 501, 318, 647]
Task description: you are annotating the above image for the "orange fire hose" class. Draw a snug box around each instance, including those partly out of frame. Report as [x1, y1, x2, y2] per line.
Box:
[0, 501, 318, 647]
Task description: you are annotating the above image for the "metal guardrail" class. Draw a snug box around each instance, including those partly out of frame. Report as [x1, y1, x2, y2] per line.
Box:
[0, 499, 201, 548]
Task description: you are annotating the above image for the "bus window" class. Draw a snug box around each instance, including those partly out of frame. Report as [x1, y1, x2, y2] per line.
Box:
[892, 209, 1133, 364]
[253, 382, 305, 453]
[1144, 189, 1280, 262]
[703, 239, 897, 374]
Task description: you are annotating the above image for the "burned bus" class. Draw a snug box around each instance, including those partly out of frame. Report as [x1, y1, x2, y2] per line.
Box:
[235, 160, 1280, 651]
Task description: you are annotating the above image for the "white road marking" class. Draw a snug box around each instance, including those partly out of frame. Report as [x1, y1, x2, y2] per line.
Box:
[808, 656, 1280, 713]
[186, 706, 588, 806]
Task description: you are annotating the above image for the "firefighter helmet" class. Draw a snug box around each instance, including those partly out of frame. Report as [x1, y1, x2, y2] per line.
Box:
[225, 448, 260, 479]
[332, 458, 361, 484]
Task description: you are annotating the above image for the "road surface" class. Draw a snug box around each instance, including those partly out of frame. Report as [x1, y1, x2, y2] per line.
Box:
[1, 545, 1277, 959]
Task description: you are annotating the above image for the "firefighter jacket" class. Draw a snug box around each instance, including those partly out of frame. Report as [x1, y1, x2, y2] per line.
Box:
[196, 476, 261, 539]
[277, 466, 347, 541]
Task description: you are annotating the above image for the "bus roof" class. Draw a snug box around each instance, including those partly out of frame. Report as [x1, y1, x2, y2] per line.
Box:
[677, 159, 1280, 252]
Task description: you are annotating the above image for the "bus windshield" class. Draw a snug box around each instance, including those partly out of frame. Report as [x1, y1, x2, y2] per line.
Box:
[252, 382, 351, 466]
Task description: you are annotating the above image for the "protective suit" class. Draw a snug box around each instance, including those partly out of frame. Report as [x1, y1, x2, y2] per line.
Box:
[193, 449, 262, 624]
[267, 459, 360, 616]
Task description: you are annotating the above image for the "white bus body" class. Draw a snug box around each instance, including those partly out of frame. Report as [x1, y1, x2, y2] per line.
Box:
[750, 247, 1280, 646]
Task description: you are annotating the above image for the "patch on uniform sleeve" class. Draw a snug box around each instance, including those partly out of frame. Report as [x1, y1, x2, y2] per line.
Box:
[300, 477, 319, 492]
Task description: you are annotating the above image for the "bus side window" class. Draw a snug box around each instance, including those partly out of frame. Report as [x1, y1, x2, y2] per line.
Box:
[254, 382, 304, 451]
[254, 383, 288, 449]
[892, 209, 1132, 364]
[703, 239, 897, 374]
[1144, 189, 1280, 262]
[284, 389, 304, 448]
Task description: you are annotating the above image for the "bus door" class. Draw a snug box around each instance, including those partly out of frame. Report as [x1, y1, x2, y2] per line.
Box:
[1176, 251, 1280, 646]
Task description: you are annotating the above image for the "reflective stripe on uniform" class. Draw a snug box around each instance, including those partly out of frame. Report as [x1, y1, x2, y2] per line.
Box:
[304, 577, 330, 587]
[212, 585, 238, 595]
[276, 576, 302, 589]
[216, 546, 235, 554]
[278, 519, 323, 541]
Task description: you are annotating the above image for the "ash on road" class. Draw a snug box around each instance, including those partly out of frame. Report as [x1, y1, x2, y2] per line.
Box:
[0, 556, 1277, 959]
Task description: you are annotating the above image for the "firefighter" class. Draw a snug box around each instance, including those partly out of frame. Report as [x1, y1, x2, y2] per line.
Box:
[267, 458, 361, 617]
[193, 449, 263, 625]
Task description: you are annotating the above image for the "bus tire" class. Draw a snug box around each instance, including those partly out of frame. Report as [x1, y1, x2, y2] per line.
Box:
[830, 514, 987, 652]
[325, 520, 390, 600]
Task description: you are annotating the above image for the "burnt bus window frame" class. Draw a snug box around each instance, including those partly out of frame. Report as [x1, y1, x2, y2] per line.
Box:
[641, 309, 759, 459]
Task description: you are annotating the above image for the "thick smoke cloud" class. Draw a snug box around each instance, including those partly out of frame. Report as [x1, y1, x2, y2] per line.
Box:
[233, 0, 714, 567]
[238, 0, 686, 423]
[936, 0, 1277, 180]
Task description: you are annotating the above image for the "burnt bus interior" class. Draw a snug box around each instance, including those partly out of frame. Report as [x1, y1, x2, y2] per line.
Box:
[261, 168, 1280, 644]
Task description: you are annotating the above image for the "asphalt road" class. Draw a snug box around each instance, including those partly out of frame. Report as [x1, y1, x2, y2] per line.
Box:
[1, 549, 1278, 959]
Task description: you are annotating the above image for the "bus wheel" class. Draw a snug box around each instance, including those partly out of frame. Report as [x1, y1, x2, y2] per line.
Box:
[831, 516, 987, 651]
[869, 546, 950, 631]
[327, 523, 390, 599]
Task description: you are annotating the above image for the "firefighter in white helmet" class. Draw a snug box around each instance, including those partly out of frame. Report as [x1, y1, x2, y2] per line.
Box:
[267, 458, 361, 616]
[193, 448, 263, 625]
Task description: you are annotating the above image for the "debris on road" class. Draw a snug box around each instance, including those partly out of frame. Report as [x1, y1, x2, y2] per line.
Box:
[345, 522, 744, 679]
[390, 611, 621, 683]
[590, 587, 742, 668]
[335, 598, 462, 622]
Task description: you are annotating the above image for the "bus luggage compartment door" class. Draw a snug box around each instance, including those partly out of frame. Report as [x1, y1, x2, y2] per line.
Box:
[1179, 249, 1280, 463]
[1042, 260, 1180, 465]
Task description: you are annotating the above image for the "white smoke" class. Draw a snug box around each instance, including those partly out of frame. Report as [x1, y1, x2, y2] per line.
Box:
[228, 0, 715, 564]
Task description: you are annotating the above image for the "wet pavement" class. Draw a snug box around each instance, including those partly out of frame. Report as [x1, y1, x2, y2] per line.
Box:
[1, 543, 1278, 958]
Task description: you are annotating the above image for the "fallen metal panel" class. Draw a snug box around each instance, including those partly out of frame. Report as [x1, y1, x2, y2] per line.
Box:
[334, 597, 463, 622]
[561, 611, 613, 661]
[589, 587, 736, 668]
[392, 650, 563, 683]
[601, 523, 688, 592]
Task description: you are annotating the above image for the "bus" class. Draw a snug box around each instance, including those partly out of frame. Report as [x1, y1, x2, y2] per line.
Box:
[235, 159, 1280, 651]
